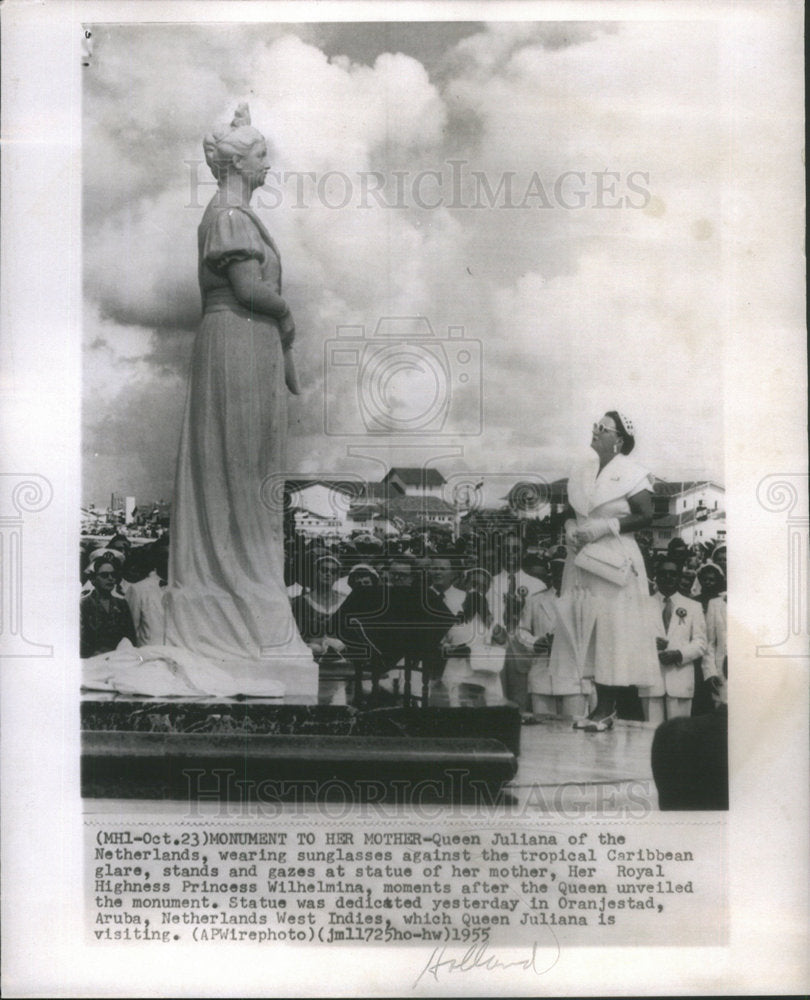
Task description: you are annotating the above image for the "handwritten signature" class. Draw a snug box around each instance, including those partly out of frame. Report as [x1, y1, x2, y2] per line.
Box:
[413, 941, 558, 988]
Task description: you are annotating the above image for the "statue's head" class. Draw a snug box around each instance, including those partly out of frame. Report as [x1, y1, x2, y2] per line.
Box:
[203, 103, 269, 186]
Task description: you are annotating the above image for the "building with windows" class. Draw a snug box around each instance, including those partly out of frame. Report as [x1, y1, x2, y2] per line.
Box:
[382, 467, 446, 498]
[345, 503, 400, 536]
[386, 493, 457, 529]
[131, 500, 171, 535]
[347, 488, 457, 536]
[650, 480, 726, 548]
[110, 492, 136, 525]
[284, 478, 361, 537]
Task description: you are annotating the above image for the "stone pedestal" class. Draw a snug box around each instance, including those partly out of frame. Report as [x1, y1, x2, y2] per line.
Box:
[82, 732, 517, 803]
[81, 697, 521, 803]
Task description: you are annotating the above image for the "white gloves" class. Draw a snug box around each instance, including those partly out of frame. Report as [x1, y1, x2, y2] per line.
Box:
[571, 517, 620, 551]
[578, 517, 620, 543]
[564, 519, 578, 546]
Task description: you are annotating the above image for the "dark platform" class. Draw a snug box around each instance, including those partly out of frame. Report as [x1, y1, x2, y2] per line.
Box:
[81, 731, 517, 803]
[358, 706, 521, 758]
[80, 698, 521, 803]
[81, 699, 357, 737]
[80, 700, 522, 756]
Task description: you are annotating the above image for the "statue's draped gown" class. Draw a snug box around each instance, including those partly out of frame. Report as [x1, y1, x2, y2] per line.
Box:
[164, 203, 317, 698]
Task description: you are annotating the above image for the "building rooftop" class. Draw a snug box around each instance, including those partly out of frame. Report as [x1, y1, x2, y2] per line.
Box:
[363, 482, 403, 500]
[387, 494, 455, 514]
[347, 504, 384, 521]
[285, 478, 366, 499]
[651, 478, 724, 496]
[383, 467, 447, 487]
[544, 477, 723, 503]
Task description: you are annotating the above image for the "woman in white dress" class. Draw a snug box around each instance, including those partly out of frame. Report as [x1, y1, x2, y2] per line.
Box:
[549, 411, 660, 730]
[163, 105, 317, 699]
[441, 589, 507, 707]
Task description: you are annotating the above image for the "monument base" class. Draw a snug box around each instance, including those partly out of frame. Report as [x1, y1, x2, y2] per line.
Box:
[203, 654, 319, 701]
[81, 643, 318, 701]
[81, 698, 522, 803]
[82, 732, 517, 803]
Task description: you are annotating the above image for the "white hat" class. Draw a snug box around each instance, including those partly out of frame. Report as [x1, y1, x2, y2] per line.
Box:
[614, 411, 635, 437]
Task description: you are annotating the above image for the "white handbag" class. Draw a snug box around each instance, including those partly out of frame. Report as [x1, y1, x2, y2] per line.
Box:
[574, 539, 632, 587]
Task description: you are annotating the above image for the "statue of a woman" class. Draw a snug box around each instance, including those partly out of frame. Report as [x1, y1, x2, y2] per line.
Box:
[164, 105, 317, 699]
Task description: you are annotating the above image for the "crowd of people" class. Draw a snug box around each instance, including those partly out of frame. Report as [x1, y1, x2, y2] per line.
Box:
[79, 521, 727, 727]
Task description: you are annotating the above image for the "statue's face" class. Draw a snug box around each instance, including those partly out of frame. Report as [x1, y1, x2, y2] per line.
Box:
[235, 140, 270, 189]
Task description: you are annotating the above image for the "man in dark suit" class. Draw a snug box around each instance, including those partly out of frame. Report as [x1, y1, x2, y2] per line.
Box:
[335, 555, 455, 688]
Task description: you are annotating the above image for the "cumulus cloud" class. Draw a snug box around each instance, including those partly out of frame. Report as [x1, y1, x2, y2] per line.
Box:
[249, 36, 447, 170]
[84, 373, 187, 502]
[86, 190, 202, 332]
[483, 237, 721, 475]
[82, 21, 725, 504]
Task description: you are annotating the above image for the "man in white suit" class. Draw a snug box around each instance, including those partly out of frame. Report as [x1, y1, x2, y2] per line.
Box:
[422, 556, 467, 703]
[515, 586, 588, 720]
[487, 534, 547, 714]
[640, 557, 712, 725]
[124, 544, 168, 646]
[704, 594, 727, 680]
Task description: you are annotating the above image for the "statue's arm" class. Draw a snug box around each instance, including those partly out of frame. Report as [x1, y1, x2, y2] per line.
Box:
[227, 258, 290, 321]
[227, 259, 296, 348]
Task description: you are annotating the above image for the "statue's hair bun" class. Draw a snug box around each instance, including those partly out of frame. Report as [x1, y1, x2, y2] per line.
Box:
[230, 103, 251, 129]
[203, 104, 263, 180]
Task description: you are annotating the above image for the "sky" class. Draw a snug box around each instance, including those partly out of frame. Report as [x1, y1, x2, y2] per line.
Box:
[83, 20, 724, 509]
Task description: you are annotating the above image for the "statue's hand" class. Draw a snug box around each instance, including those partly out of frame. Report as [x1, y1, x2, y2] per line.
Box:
[279, 311, 296, 349]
